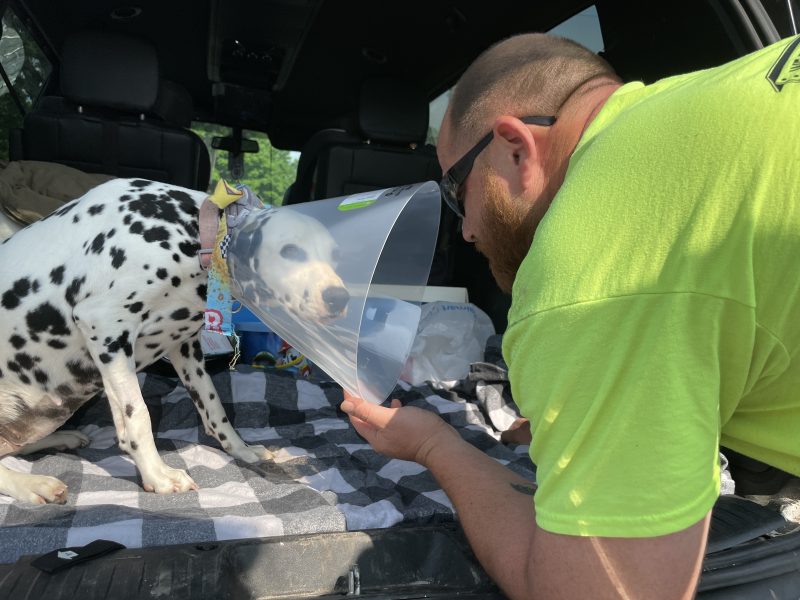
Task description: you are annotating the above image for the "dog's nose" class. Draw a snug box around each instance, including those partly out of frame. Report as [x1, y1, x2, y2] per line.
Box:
[322, 286, 350, 315]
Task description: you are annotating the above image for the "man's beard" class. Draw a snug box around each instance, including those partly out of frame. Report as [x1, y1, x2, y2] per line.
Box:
[473, 167, 540, 294]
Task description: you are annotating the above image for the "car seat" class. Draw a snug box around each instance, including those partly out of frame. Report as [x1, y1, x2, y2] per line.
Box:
[284, 77, 459, 287]
[9, 30, 210, 191]
[284, 77, 442, 204]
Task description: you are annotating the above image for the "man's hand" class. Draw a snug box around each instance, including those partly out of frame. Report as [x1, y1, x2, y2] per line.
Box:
[340, 391, 461, 466]
[340, 390, 709, 600]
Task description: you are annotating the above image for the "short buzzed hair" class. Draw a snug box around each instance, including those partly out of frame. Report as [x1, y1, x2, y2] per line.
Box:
[448, 33, 620, 145]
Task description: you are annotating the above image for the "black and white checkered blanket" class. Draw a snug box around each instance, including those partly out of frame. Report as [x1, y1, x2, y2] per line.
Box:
[0, 337, 534, 564]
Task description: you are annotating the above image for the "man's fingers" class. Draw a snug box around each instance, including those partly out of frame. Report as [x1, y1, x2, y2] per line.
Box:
[349, 412, 379, 433]
[341, 393, 396, 428]
[349, 415, 377, 441]
[343, 397, 381, 424]
[341, 389, 365, 417]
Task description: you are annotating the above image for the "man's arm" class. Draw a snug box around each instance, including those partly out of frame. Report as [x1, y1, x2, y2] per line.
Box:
[341, 393, 710, 600]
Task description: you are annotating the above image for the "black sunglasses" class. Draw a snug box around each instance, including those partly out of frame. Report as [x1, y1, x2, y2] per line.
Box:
[439, 115, 557, 219]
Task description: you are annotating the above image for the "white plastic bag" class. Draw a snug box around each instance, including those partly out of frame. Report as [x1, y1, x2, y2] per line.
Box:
[402, 302, 496, 387]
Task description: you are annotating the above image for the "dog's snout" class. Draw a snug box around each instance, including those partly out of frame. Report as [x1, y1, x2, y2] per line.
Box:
[322, 286, 350, 315]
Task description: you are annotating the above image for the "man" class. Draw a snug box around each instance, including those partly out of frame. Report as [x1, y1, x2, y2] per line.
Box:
[341, 33, 800, 599]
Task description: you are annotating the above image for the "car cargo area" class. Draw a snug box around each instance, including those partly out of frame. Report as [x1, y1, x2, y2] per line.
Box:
[0, 0, 798, 598]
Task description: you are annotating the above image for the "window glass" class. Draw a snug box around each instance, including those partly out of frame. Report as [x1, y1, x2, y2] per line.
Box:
[0, 8, 51, 159]
[426, 5, 604, 145]
[761, 0, 799, 38]
[426, 89, 451, 145]
[548, 5, 604, 53]
[192, 123, 298, 206]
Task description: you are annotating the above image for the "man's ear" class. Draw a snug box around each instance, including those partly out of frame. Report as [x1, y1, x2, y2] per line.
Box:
[491, 115, 545, 194]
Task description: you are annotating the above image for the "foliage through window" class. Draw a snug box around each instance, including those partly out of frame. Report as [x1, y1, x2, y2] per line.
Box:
[192, 123, 298, 206]
[0, 8, 51, 160]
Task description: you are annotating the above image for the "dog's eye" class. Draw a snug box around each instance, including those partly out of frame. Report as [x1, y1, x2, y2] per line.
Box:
[280, 244, 308, 262]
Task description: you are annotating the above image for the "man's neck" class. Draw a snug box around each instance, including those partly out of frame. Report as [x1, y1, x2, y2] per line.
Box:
[578, 80, 621, 138]
[544, 80, 621, 195]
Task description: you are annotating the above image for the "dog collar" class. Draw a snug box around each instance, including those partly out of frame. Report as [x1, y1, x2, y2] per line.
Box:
[198, 200, 220, 269]
[201, 180, 267, 366]
[198, 180, 245, 270]
[198, 180, 266, 269]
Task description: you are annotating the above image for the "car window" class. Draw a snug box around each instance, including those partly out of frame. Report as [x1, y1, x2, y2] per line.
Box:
[0, 7, 51, 159]
[761, 0, 799, 37]
[426, 4, 605, 145]
[193, 123, 297, 206]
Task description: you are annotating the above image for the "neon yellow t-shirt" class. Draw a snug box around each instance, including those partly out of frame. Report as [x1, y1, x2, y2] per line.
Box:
[503, 36, 800, 538]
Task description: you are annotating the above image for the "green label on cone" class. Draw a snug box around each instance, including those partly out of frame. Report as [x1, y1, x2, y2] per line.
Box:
[338, 193, 378, 211]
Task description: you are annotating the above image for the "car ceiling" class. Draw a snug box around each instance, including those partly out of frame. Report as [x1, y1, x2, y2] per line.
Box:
[18, 0, 593, 150]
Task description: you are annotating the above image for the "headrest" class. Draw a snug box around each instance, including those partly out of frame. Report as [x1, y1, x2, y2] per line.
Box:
[358, 78, 429, 145]
[152, 80, 194, 127]
[60, 31, 159, 113]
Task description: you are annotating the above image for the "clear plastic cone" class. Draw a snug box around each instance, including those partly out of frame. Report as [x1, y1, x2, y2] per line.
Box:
[228, 181, 441, 404]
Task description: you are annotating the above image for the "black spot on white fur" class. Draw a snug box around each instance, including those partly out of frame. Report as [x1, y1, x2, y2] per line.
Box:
[171, 308, 191, 321]
[2, 278, 35, 309]
[50, 266, 65, 285]
[88, 233, 106, 255]
[65, 276, 87, 307]
[110, 247, 127, 269]
[26, 303, 70, 336]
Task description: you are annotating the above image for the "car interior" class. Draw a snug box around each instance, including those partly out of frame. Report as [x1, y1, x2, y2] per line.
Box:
[0, 0, 798, 598]
[6, 0, 780, 331]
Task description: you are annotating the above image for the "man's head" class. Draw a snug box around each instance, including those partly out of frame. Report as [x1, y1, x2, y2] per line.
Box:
[438, 33, 621, 293]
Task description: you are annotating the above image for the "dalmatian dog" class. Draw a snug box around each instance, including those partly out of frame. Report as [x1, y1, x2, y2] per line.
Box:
[0, 178, 349, 504]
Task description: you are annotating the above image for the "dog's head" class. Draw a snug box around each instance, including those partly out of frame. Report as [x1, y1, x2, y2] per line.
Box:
[230, 208, 350, 323]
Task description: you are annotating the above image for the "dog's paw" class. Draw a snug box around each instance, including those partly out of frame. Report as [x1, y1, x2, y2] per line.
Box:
[48, 430, 91, 451]
[230, 444, 274, 464]
[18, 430, 92, 456]
[142, 465, 198, 494]
[11, 474, 69, 505]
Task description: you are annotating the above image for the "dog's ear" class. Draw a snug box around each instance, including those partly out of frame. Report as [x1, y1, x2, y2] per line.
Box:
[231, 226, 262, 262]
[237, 211, 271, 238]
[230, 226, 268, 304]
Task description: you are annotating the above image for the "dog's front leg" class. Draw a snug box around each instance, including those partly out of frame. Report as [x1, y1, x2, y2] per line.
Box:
[101, 359, 198, 492]
[72, 310, 197, 493]
[168, 336, 273, 463]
